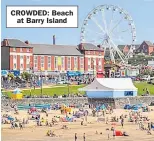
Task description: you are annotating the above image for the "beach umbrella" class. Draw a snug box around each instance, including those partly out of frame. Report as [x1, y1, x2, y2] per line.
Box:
[30, 107, 37, 111]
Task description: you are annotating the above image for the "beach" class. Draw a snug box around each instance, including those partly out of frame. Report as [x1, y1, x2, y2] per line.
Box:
[2, 107, 154, 141]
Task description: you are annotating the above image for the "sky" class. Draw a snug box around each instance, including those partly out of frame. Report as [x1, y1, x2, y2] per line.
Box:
[1, 0, 154, 45]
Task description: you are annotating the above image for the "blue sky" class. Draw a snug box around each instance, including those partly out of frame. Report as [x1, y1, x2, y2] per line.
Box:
[1, 0, 154, 45]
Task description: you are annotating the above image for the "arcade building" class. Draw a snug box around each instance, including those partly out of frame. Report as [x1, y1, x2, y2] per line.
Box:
[1, 36, 105, 78]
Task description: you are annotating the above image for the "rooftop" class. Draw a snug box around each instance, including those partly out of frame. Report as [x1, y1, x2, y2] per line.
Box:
[31, 44, 83, 56]
[1, 39, 32, 48]
[80, 43, 103, 51]
[144, 41, 154, 47]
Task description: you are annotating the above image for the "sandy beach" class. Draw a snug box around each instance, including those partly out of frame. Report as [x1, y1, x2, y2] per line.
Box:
[2, 106, 154, 141]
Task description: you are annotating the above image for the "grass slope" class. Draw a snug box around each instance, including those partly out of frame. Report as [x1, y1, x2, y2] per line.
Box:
[3, 85, 86, 97]
[3, 82, 154, 97]
[134, 82, 154, 95]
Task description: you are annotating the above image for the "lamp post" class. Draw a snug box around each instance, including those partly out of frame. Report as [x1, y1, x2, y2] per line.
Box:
[40, 69, 43, 97]
[67, 71, 70, 96]
[92, 58, 95, 79]
[29, 61, 33, 97]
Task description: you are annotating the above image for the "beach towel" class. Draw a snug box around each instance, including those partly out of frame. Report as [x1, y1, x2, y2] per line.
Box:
[115, 130, 123, 136]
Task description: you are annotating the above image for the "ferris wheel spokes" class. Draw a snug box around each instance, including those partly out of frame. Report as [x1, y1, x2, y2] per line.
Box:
[101, 9, 108, 33]
[110, 39, 126, 63]
[109, 42, 116, 64]
[109, 17, 124, 35]
[108, 10, 114, 32]
[91, 17, 106, 33]
[80, 5, 136, 66]
[86, 28, 104, 36]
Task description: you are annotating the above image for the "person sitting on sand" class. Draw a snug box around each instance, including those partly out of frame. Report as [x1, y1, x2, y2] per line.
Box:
[15, 122, 18, 128]
[81, 121, 83, 125]
[46, 130, 51, 136]
[112, 128, 116, 139]
[123, 131, 129, 136]
[50, 131, 56, 137]
[147, 129, 152, 135]
[11, 122, 15, 129]
[52, 118, 55, 125]
[19, 123, 23, 130]
[46, 120, 48, 126]
[62, 125, 68, 129]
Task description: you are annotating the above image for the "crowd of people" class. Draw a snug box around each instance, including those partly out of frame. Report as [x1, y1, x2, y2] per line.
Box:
[1, 100, 154, 141]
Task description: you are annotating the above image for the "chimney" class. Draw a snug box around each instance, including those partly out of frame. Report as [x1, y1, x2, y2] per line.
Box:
[25, 40, 29, 44]
[97, 45, 101, 48]
[2, 39, 9, 46]
[53, 35, 55, 45]
[79, 43, 84, 50]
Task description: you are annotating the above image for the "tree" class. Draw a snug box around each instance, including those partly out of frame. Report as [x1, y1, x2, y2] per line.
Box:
[150, 52, 154, 56]
[21, 72, 31, 81]
[7, 73, 14, 80]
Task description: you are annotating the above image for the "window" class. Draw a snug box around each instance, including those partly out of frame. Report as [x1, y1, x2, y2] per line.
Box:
[27, 64, 30, 69]
[26, 56, 30, 64]
[67, 57, 71, 69]
[13, 55, 16, 59]
[27, 48, 30, 52]
[13, 48, 16, 51]
[20, 56, 23, 60]
[74, 57, 78, 68]
[98, 58, 102, 70]
[87, 51, 90, 54]
[88, 58, 91, 69]
[48, 56, 51, 68]
[20, 64, 23, 69]
[54, 56, 58, 69]
[91, 58, 94, 69]
[34, 56, 37, 63]
[93, 58, 96, 70]
[61, 57, 65, 68]
[99, 52, 102, 56]
[124, 91, 133, 96]
[80, 57, 84, 69]
[13, 63, 16, 69]
[88, 58, 91, 64]
[34, 63, 37, 68]
[34, 56, 37, 68]
[41, 56, 44, 68]
[20, 48, 23, 52]
[93, 58, 96, 66]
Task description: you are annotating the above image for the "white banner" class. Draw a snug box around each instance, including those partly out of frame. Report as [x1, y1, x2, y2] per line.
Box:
[6, 6, 78, 28]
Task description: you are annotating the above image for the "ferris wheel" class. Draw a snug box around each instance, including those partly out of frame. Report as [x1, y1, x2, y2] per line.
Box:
[80, 5, 136, 65]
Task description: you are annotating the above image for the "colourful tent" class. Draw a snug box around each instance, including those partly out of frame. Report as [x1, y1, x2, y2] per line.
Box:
[11, 88, 23, 99]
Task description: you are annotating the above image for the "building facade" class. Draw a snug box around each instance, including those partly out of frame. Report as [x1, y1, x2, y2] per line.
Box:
[1, 39, 33, 71]
[135, 41, 154, 55]
[1, 39, 104, 76]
